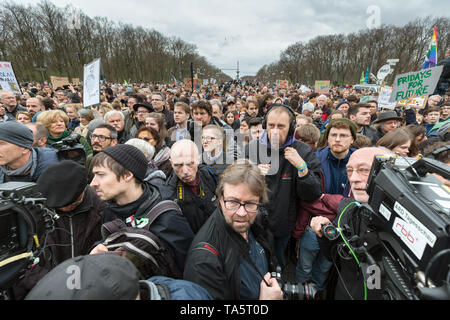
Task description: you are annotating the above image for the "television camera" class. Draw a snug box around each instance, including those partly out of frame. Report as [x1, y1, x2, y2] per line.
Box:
[331, 155, 450, 300]
[50, 132, 86, 166]
[0, 182, 57, 298]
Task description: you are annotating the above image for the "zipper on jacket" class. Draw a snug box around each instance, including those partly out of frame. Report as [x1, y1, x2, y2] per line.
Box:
[69, 216, 74, 258]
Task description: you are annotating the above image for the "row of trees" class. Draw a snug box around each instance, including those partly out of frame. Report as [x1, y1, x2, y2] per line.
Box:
[0, 1, 231, 84]
[255, 17, 450, 86]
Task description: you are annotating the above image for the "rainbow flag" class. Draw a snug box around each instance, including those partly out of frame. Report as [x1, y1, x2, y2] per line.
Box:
[422, 26, 437, 69]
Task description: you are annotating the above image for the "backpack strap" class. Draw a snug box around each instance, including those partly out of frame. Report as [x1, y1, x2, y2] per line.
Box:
[145, 200, 182, 227]
[101, 219, 127, 239]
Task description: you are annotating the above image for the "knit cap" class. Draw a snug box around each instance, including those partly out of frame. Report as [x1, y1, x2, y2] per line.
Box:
[0, 121, 34, 149]
[101, 144, 148, 181]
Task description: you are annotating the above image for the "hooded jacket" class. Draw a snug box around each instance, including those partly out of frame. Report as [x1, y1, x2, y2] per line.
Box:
[244, 132, 322, 237]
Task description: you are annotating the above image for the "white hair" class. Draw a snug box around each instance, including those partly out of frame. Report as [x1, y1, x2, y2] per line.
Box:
[125, 138, 155, 161]
[104, 110, 124, 122]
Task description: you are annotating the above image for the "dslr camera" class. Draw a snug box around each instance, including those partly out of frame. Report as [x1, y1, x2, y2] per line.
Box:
[271, 266, 317, 300]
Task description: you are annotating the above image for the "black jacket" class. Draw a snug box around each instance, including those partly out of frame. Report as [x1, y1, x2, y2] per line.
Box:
[101, 182, 195, 272]
[167, 165, 218, 234]
[359, 125, 377, 145]
[244, 134, 322, 237]
[183, 208, 277, 300]
[317, 198, 384, 300]
[13, 186, 104, 299]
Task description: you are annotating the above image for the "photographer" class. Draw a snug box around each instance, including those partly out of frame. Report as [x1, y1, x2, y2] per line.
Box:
[310, 147, 388, 300]
[0, 121, 59, 183]
[183, 160, 283, 300]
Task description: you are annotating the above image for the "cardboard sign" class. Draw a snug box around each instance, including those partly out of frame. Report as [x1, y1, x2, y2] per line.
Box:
[378, 87, 396, 110]
[50, 76, 69, 89]
[397, 96, 428, 109]
[314, 80, 331, 94]
[184, 78, 201, 90]
[0, 61, 20, 94]
[83, 58, 101, 108]
[276, 80, 289, 89]
[390, 66, 443, 102]
[72, 78, 80, 85]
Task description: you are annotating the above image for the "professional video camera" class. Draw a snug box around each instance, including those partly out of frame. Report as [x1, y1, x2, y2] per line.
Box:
[50, 132, 86, 166]
[351, 155, 449, 300]
[270, 266, 317, 300]
[0, 182, 57, 298]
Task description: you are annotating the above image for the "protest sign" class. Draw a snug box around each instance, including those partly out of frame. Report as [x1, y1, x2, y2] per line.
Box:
[390, 65, 443, 102]
[72, 78, 80, 85]
[0, 61, 21, 94]
[276, 80, 289, 89]
[360, 96, 372, 103]
[50, 76, 69, 89]
[378, 86, 396, 110]
[202, 79, 209, 86]
[83, 58, 101, 108]
[314, 80, 331, 94]
[397, 96, 427, 109]
[184, 78, 201, 90]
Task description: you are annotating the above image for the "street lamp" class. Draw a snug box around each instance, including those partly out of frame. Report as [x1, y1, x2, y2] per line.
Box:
[33, 63, 47, 83]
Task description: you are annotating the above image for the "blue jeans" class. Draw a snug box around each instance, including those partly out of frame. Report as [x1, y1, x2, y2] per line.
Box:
[273, 235, 291, 270]
[295, 227, 332, 291]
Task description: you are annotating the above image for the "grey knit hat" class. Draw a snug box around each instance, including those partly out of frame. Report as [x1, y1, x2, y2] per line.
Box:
[0, 121, 34, 149]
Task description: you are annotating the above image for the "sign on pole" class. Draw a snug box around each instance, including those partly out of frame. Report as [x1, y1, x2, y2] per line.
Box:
[0, 61, 20, 94]
[276, 80, 289, 89]
[390, 66, 443, 102]
[83, 58, 101, 108]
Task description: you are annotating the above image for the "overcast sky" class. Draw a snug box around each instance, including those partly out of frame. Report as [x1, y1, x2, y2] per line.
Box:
[25, 0, 448, 78]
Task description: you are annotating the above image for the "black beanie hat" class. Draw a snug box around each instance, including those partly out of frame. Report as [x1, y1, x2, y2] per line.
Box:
[101, 144, 148, 181]
[37, 160, 88, 208]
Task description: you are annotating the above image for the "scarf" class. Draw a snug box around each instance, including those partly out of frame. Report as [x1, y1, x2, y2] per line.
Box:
[0, 148, 34, 177]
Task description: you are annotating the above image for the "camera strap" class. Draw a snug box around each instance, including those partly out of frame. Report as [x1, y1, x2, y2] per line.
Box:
[243, 251, 270, 287]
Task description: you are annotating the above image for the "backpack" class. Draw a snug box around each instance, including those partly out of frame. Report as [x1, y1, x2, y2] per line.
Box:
[101, 200, 183, 279]
[140, 276, 212, 300]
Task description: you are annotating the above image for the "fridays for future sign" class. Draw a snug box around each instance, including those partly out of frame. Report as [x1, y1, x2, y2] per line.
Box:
[390, 65, 443, 102]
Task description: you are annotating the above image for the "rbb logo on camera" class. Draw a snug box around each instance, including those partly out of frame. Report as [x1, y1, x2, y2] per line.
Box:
[392, 217, 427, 260]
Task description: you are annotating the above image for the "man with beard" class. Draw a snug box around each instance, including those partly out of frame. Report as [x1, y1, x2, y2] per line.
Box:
[348, 103, 377, 145]
[104, 110, 130, 143]
[85, 124, 118, 182]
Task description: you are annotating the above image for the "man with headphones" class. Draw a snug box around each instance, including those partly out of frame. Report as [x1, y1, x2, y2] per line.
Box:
[245, 104, 322, 268]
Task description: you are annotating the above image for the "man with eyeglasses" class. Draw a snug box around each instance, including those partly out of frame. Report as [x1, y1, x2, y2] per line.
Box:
[167, 139, 218, 234]
[85, 124, 118, 182]
[310, 147, 388, 300]
[129, 102, 153, 138]
[150, 92, 175, 129]
[1, 90, 26, 119]
[184, 159, 283, 300]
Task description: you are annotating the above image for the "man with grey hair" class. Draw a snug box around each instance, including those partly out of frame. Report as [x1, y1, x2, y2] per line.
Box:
[184, 159, 283, 300]
[104, 110, 129, 143]
[1, 90, 26, 119]
[428, 94, 442, 108]
[25, 122, 49, 148]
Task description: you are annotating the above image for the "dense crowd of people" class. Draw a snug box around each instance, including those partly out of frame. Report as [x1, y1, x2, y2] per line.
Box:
[0, 56, 449, 300]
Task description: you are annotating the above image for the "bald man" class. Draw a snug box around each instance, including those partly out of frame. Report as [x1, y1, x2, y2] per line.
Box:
[168, 140, 218, 233]
[311, 147, 389, 300]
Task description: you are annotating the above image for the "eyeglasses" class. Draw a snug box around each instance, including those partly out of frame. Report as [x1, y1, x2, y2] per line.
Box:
[91, 134, 113, 142]
[137, 110, 150, 114]
[201, 136, 217, 142]
[151, 99, 163, 102]
[223, 200, 259, 213]
[346, 167, 371, 177]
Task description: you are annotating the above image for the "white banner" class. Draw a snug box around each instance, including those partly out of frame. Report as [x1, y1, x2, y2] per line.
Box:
[83, 58, 101, 108]
[0, 61, 21, 94]
[377, 86, 396, 110]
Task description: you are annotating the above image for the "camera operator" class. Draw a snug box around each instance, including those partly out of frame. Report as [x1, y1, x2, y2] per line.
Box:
[310, 147, 389, 300]
[11, 160, 104, 299]
[0, 121, 59, 183]
[183, 160, 283, 300]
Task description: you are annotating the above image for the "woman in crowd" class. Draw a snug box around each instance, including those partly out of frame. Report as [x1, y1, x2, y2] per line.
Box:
[36, 109, 92, 159]
[224, 110, 240, 130]
[376, 127, 417, 157]
[75, 108, 95, 139]
[65, 103, 82, 130]
[145, 112, 169, 146]
[136, 126, 172, 178]
[16, 111, 32, 124]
